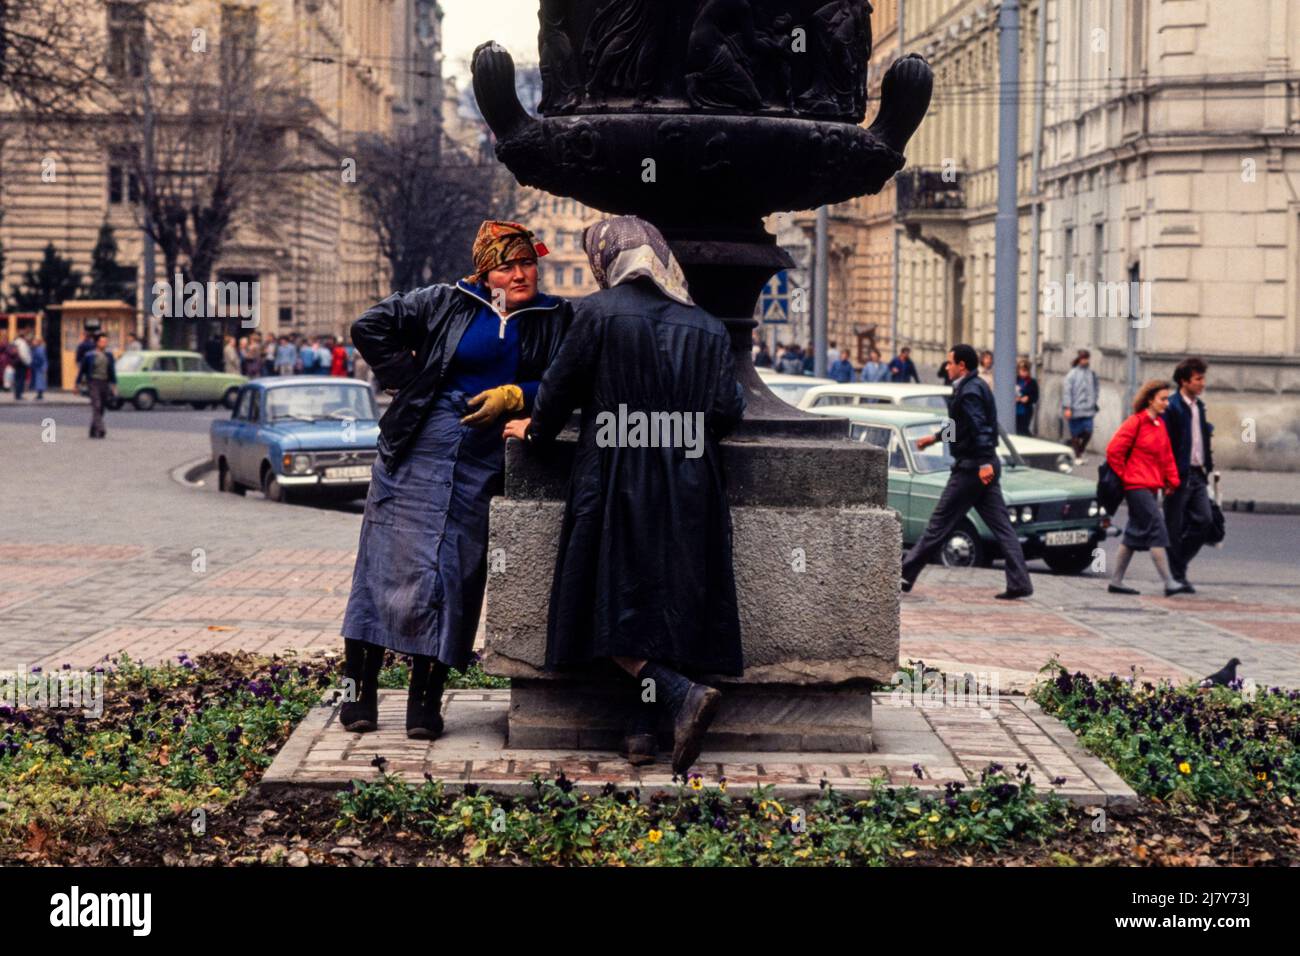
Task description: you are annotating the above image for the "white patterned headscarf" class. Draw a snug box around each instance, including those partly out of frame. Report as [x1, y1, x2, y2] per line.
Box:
[582, 216, 694, 306]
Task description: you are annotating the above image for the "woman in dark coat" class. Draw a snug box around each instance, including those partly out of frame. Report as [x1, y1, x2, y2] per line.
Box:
[341, 220, 572, 736]
[503, 216, 745, 774]
[1105, 378, 1185, 597]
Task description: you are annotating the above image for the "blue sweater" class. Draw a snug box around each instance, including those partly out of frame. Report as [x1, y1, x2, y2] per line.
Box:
[443, 285, 542, 406]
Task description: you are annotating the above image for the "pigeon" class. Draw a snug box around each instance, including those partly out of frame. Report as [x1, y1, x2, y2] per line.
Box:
[1200, 658, 1241, 688]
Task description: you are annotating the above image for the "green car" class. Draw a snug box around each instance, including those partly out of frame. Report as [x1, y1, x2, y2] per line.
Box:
[806, 406, 1110, 575]
[108, 350, 247, 411]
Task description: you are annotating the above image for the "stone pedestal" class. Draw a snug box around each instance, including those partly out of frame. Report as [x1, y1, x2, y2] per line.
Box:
[483, 431, 901, 753]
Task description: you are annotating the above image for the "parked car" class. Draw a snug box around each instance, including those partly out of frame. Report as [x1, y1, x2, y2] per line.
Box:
[756, 367, 836, 408]
[798, 382, 1076, 473]
[210, 378, 381, 503]
[805, 405, 1109, 574]
[108, 350, 246, 411]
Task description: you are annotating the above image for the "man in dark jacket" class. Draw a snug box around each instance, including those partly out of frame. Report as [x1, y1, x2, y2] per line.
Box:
[889, 346, 920, 383]
[1162, 356, 1214, 590]
[76, 334, 117, 438]
[504, 216, 744, 775]
[901, 343, 1033, 599]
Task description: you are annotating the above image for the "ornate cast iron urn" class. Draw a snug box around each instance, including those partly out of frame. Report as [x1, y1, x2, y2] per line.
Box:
[473, 0, 933, 435]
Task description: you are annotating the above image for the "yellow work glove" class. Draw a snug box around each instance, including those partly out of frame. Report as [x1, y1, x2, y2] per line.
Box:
[461, 384, 525, 427]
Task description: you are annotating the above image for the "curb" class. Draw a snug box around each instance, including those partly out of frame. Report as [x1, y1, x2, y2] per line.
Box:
[170, 456, 215, 488]
[1222, 498, 1300, 516]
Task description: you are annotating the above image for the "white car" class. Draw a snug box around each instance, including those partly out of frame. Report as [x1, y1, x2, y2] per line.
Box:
[756, 367, 836, 408]
[798, 382, 1076, 473]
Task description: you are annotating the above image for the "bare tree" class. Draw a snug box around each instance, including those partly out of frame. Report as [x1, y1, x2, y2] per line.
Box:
[0, 0, 103, 118]
[354, 123, 540, 295]
[101, 0, 309, 346]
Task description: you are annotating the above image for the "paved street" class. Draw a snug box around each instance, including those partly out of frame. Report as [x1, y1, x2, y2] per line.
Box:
[2, 403, 1298, 692]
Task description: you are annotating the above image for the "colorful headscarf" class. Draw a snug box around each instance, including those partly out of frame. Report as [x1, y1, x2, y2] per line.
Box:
[464, 220, 549, 283]
[582, 216, 694, 306]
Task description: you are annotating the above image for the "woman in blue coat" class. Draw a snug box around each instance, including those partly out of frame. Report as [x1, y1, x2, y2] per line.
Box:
[341, 221, 572, 737]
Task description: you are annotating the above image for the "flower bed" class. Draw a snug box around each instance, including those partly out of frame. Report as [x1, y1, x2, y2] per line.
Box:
[1031, 663, 1300, 805]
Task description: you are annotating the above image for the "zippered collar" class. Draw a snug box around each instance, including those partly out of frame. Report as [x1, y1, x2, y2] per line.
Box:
[455, 279, 563, 338]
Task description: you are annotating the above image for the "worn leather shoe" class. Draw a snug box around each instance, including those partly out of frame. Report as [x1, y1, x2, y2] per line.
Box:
[620, 733, 658, 767]
[671, 684, 722, 776]
[995, 587, 1033, 600]
[1164, 583, 1194, 597]
[1108, 584, 1140, 595]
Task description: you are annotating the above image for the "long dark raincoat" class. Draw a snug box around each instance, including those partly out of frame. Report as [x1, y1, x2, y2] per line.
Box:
[526, 277, 746, 675]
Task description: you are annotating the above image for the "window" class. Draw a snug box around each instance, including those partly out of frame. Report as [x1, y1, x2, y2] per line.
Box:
[811, 394, 855, 407]
[154, 356, 179, 372]
[247, 390, 262, 422]
[235, 389, 254, 420]
[887, 433, 907, 471]
[107, 3, 146, 79]
[572, 267, 584, 286]
[107, 152, 140, 205]
[220, 4, 258, 97]
[180, 356, 203, 372]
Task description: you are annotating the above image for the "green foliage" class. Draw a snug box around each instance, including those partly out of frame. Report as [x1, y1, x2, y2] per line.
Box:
[336, 765, 1070, 867]
[0, 654, 332, 848]
[8, 242, 82, 311]
[85, 221, 137, 304]
[1032, 660, 1300, 804]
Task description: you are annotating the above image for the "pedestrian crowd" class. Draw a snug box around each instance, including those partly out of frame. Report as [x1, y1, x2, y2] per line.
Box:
[205, 331, 369, 383]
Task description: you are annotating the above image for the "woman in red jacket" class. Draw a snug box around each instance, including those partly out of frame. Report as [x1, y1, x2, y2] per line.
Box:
[1105, 379, 1188, 596]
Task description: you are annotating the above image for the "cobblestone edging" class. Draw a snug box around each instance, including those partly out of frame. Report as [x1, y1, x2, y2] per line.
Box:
[257, 689, 1138, 809]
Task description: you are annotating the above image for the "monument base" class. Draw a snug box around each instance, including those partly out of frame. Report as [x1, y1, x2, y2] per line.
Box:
[484, 435, 901, 754]
[505, 678, 874, 753]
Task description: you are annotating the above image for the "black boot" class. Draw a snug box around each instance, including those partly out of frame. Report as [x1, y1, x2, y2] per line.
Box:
[620, 698, 659, 767]
[339, 639, 383, 732]
[638, 662, 721, 776]
[406, 656, 446, 740]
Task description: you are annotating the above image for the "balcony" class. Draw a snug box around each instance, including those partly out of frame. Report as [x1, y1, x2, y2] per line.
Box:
[895, 168, 965, 215]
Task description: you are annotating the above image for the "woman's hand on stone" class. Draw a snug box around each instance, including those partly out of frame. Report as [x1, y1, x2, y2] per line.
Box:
[502, 417, 531, 442]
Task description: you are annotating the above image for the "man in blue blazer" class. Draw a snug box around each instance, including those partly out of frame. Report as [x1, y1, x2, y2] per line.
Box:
[1161, 357, 1214, 590]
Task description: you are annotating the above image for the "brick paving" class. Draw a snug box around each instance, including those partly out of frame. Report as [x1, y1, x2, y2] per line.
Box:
[260, 689, 1136, 807]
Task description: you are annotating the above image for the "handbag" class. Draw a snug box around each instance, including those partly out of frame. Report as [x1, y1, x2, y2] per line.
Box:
[1096, 415, 1138, 515]
[1204, 472, 1226, 545]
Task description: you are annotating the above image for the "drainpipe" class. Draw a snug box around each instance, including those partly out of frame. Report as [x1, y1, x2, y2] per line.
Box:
[890, 0, 906, 355]
[1028, 0, 1049, 430]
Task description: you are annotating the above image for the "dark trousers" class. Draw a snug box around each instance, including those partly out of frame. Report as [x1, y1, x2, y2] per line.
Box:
[902, 463, 1032, 592]
[88, 380, 111, 436]
[12, 362, 27, 399]
[1164, 466, 1212, 581]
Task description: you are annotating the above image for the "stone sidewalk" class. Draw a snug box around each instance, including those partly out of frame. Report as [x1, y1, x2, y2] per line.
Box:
[7, 543, 1299, 694]
[259, 688, 1136, 807]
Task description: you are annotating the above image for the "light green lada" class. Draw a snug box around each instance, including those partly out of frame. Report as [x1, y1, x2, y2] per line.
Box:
[107, 350, 247, 411]
[806, 406, 1111, 575]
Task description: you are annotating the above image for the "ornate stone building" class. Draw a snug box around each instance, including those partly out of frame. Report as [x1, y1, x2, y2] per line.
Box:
[0, 0, 403, 352]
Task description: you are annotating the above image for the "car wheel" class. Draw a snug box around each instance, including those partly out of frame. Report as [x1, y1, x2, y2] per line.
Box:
[133, 390, 158, 411]
[940, 522, 986, 569]
[1044, 545, 1095, 575]
[218, 460, 245, 496]
[262, 467, 292, 504]
[222, 387, 240, 410]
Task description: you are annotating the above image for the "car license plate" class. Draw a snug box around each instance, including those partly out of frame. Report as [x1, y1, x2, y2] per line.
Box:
[324, 465, 371, 480]
[1045, 529, 1089, 547]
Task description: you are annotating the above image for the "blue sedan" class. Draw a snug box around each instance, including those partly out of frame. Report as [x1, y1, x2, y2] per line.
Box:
[210, 378, 381, 503]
